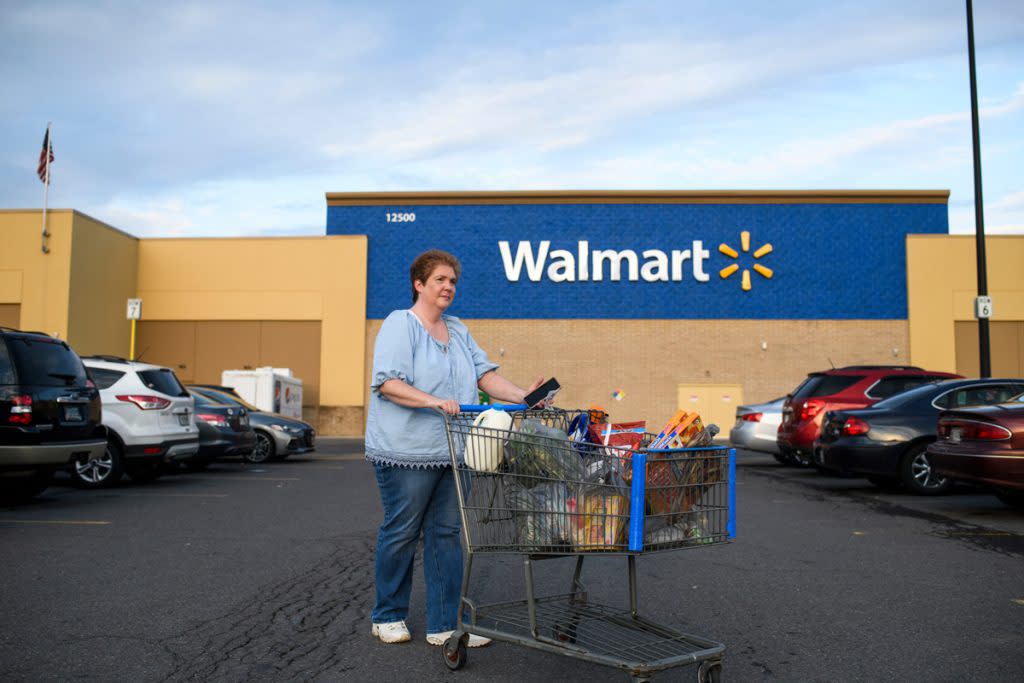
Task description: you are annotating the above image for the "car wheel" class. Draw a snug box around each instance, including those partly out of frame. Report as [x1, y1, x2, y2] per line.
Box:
[126, 463, 163, 483]
[994, 489, 1024, 509]
[72, 438, 124, 488]
[244, 431, 276, 464]
[899, 443, 952, 496]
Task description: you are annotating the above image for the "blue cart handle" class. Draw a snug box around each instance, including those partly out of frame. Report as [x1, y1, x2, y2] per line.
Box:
[458, 404, 528, 412]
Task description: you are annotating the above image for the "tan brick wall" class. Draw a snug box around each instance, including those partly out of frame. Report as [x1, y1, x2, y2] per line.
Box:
[363, 319, 909, 432]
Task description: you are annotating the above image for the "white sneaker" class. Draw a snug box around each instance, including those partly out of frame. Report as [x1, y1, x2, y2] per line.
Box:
[426, 630, 492, 647]
[371, 620, 411, 643]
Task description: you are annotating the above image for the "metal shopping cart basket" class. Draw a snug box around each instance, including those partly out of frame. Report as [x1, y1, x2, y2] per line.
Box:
[440, 405, 736, 682]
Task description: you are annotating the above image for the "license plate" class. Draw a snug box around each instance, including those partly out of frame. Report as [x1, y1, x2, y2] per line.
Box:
[949, 427, 961, 443]
[62, 405, 84, 422]
[177, 413, 189, 426]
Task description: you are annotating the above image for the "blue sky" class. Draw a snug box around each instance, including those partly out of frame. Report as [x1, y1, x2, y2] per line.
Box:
[1, 0, 1021, 237]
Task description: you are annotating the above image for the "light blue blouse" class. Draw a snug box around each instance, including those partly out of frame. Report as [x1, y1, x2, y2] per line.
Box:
[365, 309, 499, 468]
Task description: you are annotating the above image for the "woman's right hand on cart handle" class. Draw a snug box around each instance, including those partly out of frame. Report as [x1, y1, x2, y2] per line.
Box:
[378, 378, 460, 415]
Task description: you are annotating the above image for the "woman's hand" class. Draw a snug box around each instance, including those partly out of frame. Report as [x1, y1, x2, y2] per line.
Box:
[523, 375, 555, 408]
[434, 398, 461, 415]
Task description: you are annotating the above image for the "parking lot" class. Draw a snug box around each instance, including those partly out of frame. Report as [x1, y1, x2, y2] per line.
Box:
[2, 439, 1022, 682]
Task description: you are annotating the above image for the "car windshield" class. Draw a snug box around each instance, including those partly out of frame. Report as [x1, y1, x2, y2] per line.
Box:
[194, 387, 260, 412]
[137, 368, 189, 397]
[191, 391, 225, 407]
[791, 374, 862, 400]
[4, 336, 89, 386]
[868, 382, 941, 409]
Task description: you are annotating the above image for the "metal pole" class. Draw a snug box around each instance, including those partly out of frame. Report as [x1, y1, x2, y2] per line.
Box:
[966, 0, 990, 377]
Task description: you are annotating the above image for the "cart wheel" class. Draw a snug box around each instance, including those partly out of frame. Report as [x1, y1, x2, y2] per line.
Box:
[697, 660, 722, 683]
[442, 635, 467, 671]
[552, 623, 577, 644]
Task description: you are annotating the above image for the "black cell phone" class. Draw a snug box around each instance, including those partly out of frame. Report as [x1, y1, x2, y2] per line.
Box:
[524, 377, 560, 409]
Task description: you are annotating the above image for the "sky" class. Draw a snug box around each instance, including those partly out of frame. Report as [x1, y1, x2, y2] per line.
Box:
[1, 0, 1022, 238]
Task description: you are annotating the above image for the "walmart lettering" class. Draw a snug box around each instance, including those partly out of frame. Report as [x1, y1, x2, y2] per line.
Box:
[499, 240, 711, 283]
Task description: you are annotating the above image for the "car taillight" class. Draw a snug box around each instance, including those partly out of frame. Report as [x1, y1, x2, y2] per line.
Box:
[740, 412, 763, 422]
[800, 400, 824, 421]
[842, 417, 870, 436]
[939, 418, 1011, 441]
[9, 395, 32, 424]
[197, 412, 229, 427]
[116, 395, 172, 410]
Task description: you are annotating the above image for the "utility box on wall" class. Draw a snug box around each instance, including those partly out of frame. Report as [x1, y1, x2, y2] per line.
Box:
[677, 384, 744, 435]
[222, 367, 304, 420]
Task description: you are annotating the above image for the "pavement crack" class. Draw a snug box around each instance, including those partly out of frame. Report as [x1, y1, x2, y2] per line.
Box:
[159, 536, 376, 682]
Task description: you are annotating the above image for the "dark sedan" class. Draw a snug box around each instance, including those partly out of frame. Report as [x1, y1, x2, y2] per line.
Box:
[184, 390, 257, 470]
[929, 396, 1024, 508]
[814, 378, 1024, 495]
[187, 386, 315, 464]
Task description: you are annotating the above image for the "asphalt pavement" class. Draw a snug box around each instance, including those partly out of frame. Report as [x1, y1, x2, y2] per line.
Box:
[1, 440, 1022, 682]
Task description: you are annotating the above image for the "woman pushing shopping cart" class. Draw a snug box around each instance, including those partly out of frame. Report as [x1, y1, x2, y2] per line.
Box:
[438, 404, 735, 683]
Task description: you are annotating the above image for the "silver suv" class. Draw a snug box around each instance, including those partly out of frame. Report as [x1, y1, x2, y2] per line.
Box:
[78, 356, 198, 487]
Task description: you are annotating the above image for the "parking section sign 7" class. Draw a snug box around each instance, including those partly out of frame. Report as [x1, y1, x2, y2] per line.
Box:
[326, 192, 949, 320]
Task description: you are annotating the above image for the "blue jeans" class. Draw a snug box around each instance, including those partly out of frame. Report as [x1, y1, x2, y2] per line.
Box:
[371, 463, 464, 633]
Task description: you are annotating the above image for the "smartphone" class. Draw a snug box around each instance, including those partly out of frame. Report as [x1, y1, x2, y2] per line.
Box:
[524, 377, 560, 409]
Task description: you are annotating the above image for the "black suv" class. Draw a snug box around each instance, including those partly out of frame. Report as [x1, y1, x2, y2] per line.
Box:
[0, 328, 106, 502]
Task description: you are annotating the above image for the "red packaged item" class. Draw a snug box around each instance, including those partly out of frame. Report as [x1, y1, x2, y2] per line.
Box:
[587, 421, 646, 451]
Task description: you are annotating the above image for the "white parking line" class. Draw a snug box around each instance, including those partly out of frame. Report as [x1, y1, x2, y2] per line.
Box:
[0, 519, 111, 526]
[312, 454, 366, 462]
[188, 476, 301, 482]
[115, 493, 229, 498]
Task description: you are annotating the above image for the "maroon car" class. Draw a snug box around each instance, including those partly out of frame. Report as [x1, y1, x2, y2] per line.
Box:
[928, 397, 1024, 508]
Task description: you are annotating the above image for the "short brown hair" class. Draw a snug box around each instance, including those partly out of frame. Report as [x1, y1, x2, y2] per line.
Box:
[410, 249, 461, 303]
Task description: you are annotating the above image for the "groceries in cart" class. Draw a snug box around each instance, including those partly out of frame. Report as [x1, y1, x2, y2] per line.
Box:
[464, 408, 513, 472]
[452, 404, 726, 553]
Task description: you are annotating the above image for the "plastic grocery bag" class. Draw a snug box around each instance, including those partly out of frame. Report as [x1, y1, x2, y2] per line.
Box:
[506, 419, 587, 485]
[507, 481, 572, 550]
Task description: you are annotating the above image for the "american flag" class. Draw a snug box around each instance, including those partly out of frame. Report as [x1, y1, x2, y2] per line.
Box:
[37, 128, 54, 183]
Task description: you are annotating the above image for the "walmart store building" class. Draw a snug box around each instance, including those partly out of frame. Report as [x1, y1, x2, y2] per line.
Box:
[3, 191, 1023, 435]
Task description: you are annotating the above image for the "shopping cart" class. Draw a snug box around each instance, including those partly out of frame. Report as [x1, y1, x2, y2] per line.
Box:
[439, 405, 736, 682]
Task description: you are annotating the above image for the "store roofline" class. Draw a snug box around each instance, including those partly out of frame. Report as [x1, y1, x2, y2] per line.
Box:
[326, 189, 951, 206]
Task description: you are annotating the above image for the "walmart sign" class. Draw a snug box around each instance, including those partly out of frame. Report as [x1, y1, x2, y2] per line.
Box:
[326, 199, 947, 319]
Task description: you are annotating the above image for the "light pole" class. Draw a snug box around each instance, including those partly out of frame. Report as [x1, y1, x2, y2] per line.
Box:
[966, 0, 991, 377]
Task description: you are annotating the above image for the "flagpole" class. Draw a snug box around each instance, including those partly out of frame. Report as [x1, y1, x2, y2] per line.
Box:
[41, 121, 52, 254]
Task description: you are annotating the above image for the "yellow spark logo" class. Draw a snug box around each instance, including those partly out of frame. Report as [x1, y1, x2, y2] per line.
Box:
[718, 231, 773, 292]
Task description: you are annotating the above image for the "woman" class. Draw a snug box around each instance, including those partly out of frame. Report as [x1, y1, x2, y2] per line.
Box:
[366, 249, 544, 646]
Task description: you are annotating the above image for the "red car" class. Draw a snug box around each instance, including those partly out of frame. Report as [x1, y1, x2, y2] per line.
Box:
[928, 398, 1024, 508]
[777, 366, 960, 465]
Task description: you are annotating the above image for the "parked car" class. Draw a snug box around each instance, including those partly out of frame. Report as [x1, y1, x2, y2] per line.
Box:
[814, 378, 1024, 494]
[0, 328, 106, 501]
[729, 397, 785, 459]
[79, 356, 199, 487]
[929, 395, 1024, 508]
[187, 386, 315, 463]
[777, 366, 960, 465]
[184, 389, 257, 470]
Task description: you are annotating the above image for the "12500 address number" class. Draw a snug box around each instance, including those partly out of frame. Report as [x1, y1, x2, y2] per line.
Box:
[386, 212, 416, 223]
